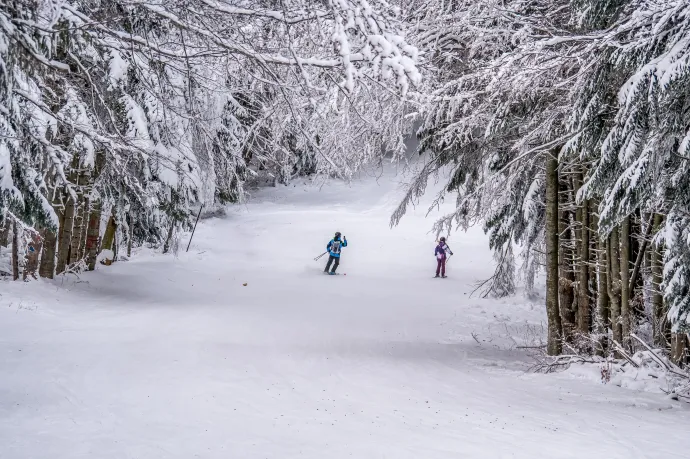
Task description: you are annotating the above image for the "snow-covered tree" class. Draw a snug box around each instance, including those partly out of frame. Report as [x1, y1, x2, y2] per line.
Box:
[1, 0, 421, 275]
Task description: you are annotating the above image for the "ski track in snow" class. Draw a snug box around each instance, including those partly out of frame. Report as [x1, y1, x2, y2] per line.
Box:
[1, 166, 689, 458]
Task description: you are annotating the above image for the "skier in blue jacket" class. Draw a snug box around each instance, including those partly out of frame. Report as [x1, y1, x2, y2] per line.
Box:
[324, 232, 347, 275]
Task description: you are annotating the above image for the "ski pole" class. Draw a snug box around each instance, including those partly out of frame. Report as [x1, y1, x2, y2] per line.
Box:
[186, 205, 204, 253]
[314, 251, 328, 261]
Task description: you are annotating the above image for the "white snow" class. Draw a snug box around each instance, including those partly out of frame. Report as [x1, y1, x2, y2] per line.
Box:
[0, 142, 13, 192]
[107, 49, 129, 89]
[1, 166, 689, 458]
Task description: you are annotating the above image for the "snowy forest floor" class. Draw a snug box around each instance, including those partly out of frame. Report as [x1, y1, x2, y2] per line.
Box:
[1, 165, 689, 458]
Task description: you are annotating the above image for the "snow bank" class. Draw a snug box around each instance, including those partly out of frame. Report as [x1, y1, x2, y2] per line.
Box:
[565, 351, 690, 400]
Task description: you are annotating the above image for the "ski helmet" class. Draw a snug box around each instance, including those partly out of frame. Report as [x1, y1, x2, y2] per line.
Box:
[439, 236, 446, 242]
[335, 231, 342, 238]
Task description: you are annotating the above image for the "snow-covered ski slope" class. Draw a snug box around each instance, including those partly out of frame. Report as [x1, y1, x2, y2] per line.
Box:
[1, 165, 688, 459]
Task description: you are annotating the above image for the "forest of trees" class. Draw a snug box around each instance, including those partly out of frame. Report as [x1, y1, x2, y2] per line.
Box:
[1, 1, 689, 366]
[0, 0, 418, 275]
[393, 0, 690, 365]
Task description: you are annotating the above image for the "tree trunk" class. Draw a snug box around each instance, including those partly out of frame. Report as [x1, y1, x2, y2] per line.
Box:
[588, 200, 599, 335]
[113, 228, 120, 261]
[12, 220, 19, 280]
[100, 212, 117, 265]
[545, 151, 562, 355]
[68, 170, 85, 267]
[85, 201, 102, 271]
[620, 217, 631, 348]
[163, 221, 175, 254]
[576, 177, 590, 334]
[69, 196, 85, 267]
[629, 214, 653, 300]
[127, 214, 133, 258]
[558, 179, 576, 343]
[671, 334, 687, 367]
[77, 199, 89, 261]
[0, 218, 9, 247]
[39, 227, 58, 279]
[56, 190, 76, 274]
[596, 232, 609, 356]
[651, 214, 665, 347]
[608, 228, 623, 348]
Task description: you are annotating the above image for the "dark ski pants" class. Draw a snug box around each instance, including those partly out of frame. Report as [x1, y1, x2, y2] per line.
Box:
[436, 258, 446, 277]
[325, 255, 340, 273]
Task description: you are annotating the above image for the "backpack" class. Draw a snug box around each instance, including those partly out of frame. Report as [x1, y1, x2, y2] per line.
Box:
[331, 240, 341, 254]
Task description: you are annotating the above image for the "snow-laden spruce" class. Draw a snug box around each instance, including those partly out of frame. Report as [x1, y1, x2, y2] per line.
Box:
[392, 0, 690, 359]
[0, 0, 420, 277]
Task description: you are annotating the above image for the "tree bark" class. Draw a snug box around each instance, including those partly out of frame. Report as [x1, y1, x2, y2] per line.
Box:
[651, 214, 665, 347]
[588, 200, 599, 334]
[0, 218, 9, 247]
[68, 169, 86, 267]
[12, 220, 19, 281]
[100, 211, 117, 265]
[608, 228, 623, 347]
[596, 232, 609, 356]
[558, 179, 576, 342]
[56, 190, 76, 274]
[629, 214, 653, 294]
[545, 151, 562, 355]
[576, 174, 590, 334]
[69, 196, 86, 267]
[127, 214, 133, 258]
[620, 217, 631, 348]
[85, 201, 102, 271]
[77, 199, 89, 261]
[39, 227, 58, 279]
[671, 334, 687, 367]
[163, 221, 175, 254]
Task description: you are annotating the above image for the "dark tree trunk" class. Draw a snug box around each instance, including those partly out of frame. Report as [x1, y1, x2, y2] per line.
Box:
[588, 200, 599, 334]
[163, 222, 175, 254]
[100, 212, 117, 265]
[77, 199, 89, 261]
[608, 228, 622, 348]
[545, 151, 562, 355]
[620, 217, 631, 348]
[576, 174, 590, 334]
[671, 334, 688, 367]
[558, 179, 576, 342]
[39, 227, 57, 279]
[69, 198, 85, 266]
[56, 191, 76, 274]
[0, 218, 9, 247]
[127, 214, 133, 258]
[596, 232, 609, 356]
[85, 201, 102, 271]
[12, 220, 19, 280]
[651, 214, 666, 347]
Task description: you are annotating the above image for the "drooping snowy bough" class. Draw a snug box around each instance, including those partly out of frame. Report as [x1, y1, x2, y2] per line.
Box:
[0, 0, 420, 276]
[394, 0, 690, 362]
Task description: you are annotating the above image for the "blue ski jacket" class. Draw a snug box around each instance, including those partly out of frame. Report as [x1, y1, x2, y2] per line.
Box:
[327, 237, 348, 258]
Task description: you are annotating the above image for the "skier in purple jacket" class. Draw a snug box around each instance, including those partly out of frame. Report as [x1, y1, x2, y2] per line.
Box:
[434, 237, 453, 278]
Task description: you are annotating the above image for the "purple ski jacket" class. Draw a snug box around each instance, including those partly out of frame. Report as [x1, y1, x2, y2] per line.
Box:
[435, 243, 448, 260]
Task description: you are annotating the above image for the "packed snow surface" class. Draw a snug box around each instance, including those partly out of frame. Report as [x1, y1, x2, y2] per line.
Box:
[1, 166, 689, 458]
